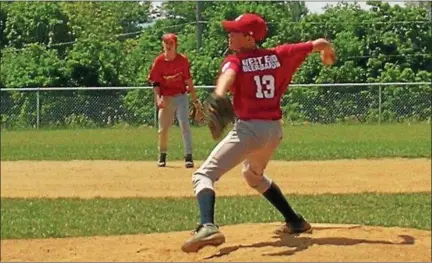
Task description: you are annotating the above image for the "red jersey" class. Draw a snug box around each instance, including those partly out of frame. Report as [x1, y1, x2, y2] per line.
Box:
[221, 42, 313, 120]
[148, 53, 192, 96]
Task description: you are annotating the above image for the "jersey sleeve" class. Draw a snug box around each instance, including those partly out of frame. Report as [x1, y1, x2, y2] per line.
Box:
[275, 42, 313, 58]
[148, 59, 162, 83]
[219, 56, 241, 94]
[274, 42, 314, 72]
[220, 55, 241, 74]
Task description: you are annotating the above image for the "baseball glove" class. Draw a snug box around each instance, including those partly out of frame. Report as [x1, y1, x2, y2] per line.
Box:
[203, 93, 235, 140]
[189, 100, 206, 125]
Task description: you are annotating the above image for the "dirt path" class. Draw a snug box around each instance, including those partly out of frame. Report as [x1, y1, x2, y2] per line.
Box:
[1, 159, 431, 198]
[2, 223, 431, 262]
[1, 159, 431, 262]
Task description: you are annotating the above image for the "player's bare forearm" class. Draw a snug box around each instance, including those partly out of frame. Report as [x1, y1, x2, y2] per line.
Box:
[153, 86, 160, 96]
[153, 86, 161, 103]
[312, 38, 333, 52]
[153, 86, 161, 98]
[214, 69, 236, 97]
[185, 79, 198, 102]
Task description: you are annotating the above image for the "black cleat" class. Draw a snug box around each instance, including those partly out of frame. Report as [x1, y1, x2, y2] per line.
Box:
[274, 215, 313, 235]
[158, 153, 167, 167]
[185, 154, 194, 168]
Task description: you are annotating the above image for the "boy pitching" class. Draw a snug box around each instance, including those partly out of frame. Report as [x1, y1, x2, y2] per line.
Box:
[181, 13, 336, 253]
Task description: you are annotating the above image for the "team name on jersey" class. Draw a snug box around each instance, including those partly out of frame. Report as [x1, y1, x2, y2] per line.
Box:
[242, 55, 281, 72]
[162, 72, 182, 80]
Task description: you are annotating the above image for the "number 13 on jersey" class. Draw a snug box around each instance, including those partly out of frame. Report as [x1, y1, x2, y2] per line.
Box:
[254, 75, 275, 99]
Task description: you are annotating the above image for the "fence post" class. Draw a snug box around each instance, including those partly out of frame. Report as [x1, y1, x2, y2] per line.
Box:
[378, 85, 382, 125]
[36, 88, 40, 129]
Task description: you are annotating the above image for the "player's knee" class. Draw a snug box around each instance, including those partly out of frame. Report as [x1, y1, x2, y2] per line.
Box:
[242, 170, 272, 194]
[242, 169, 259, 188]
[178, 120, 190, 132]
[192, 172, 214, 195]
[158, 127, 169, 135]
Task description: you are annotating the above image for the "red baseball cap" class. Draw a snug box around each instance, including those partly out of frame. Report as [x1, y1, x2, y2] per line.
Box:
[162, 33, 177, 43]
[221, 13, 267, 41]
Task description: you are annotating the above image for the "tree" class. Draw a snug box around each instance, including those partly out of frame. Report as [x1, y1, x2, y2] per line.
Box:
[0, 3, 9, 49]
[405, 1, 431, 18]
[1, 1, 431, 128]
[4, 2, 72, 50]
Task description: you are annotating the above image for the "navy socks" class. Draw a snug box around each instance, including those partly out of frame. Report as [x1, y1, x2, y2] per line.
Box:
[196, 183, 299, 226]
[263, 182, 300, 222]
[197, 188, 215, 225]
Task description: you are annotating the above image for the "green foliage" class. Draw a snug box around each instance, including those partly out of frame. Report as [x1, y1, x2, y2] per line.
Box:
[122, 89, 156, 126]
[3, 2, 72, 49]
[1, 44, 66, 88]
[0, 1, 431, 129]
[0, 44, 67, 129]
[0, 3, 8, 49]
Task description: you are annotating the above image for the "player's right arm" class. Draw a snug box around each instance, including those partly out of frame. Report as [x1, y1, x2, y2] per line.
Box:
[152, 83, 163, 108]
[276, 38, 336, 67]
[148, 58, 164, 108]
[214, 56, 240, 98]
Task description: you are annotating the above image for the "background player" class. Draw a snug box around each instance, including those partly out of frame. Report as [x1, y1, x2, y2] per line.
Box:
[148, 33, 200, 168]
[181, 13, 336, 253]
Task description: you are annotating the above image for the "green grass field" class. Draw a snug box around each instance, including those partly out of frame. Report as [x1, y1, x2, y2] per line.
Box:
[1, 123, 431, 240]
[2, 192, 430, 239]
[1, 123, 430, 161]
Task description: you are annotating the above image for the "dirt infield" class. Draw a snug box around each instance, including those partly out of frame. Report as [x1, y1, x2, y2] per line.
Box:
[3, 223, 431, 262]
[1, 159, 431, 262]
[1, 159, 431, 198]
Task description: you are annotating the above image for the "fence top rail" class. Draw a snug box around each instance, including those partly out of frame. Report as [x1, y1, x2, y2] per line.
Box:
[0, 82, 430, 92]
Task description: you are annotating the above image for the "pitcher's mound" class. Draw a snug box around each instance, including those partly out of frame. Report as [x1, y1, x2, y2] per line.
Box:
[2, 223, 431, 262]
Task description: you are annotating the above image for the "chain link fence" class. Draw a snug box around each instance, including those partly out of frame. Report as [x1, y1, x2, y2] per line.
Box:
[1, 83, 430, 130]
[280, 83, 431, 124]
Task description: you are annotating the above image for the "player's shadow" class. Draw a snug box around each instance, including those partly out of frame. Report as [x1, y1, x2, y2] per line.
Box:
[204, 226, 415, 259]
